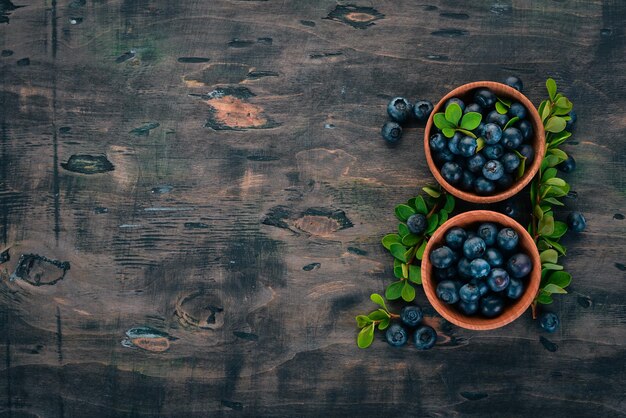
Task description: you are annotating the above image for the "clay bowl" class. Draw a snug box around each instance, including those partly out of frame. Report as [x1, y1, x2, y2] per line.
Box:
[421, 210, 540, 330]
[424, 81, 546, 204]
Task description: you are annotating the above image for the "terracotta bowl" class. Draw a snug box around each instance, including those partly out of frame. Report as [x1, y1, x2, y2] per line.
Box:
[421, 210, 540, 330]
[424, 81, 546, 204]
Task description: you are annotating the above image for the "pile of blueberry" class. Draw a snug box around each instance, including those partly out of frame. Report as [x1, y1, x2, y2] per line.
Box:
[385, 305, 438, 350]
[430, 222, 533, 318]
[381, 98, 434, 143]
[430, 77, 536, 195]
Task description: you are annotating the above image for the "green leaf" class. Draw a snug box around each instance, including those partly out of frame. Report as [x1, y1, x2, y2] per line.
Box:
[385, 280, 404, 300]
[389, 243, 408, 262]
[536, 292, 554, 304]
[382, 234, 401, 250]
[395, 204, 416, 221]
[545, 177, 567, 188]
[541, 197, 564, 207]
[460, 112, 482, 130]
[401, 281, 416, 302]
[543, 154, 561, 168]
[444, 194, 455, 212]
[543, 283, 567, 294]
[409, 264, 422, 284]
[414, 196, 428, 215]
[402, 233, 422, 247]
[542, 263, 563, 271]
[378, 318, 390, 330]
[533, 204, 543, 220]
[543, 168, 558, 180]
[548, 221, 567, 239]
[497, 96, 512, 107]
[438, 209, 449, 226]
[370, 293, 388, 311]
[356, 315, 372, 328]
[530, 178, 538, 207]
[476, 137, 485, 152]
[398, 223, 409, 238]
[422, 186, 441, 198]
[456, 128, 477, 138]
[503, 116, 520, 131]
[402, 263, 409, 279]
[404, 246, 416, 263]
[538, 214, 555, 236]
[548, 271, 572, 288]
[540, 249, 558, 264]
[542, 237, 566, 255]
[368, 309, 390, 321]
[538, 240, 550, 251]
[549, 130, 571, 147]
[426, 214, 439, 234]
[495, 101, 508, 115]
[394, 264, 403, 279]
[546, 78, 557, 101]
[537, 100, 547, 120]
[415, 240, 427, 260]
[548, 148, 568, 162]
[553, 97, 573, 115]
[434, 113, 453, 130]
[516, 155, 526, 179]
[545, 116, 566, 133]
[357, 323, 375, 348]
[442, 127, 456, 138]
[541, 101, 552, 122]
[445, 103, 462, 126]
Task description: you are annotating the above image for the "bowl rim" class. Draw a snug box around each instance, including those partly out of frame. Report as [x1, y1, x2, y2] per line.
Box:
[423, 81, 546, 204]
[421, 210, 541, 330]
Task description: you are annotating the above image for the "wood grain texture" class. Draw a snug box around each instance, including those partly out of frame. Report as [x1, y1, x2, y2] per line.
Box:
[1, 0, 625, 417]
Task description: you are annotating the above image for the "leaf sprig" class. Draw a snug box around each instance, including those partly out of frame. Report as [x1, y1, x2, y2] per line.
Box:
[381, 186, 455, 302]
[433, 103, 482, 138]
[530, 78, 575, 313]
[355, 293, 399, 348]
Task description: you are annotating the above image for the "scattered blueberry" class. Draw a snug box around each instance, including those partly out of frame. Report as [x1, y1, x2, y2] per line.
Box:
[557, 155, 576, 173]
[482, 123, 502, 145]
[385, 323, 408, 347]
[497, 228, 519, 251]
[565, 110, 577, 131]
[436, 280, 460, 304]
[506, 278, 524, 299]
[506, 253, 533, 278]
[382, 121, 402, 143]
[413, 100, 434, 122]
[504, 76, 523, 92]
[430, 246, 456, 269]
[487, 268, 510, 292]
[539, 312, 560, 333]
[500, 199, 520, 219]
[413, 325, 437, 350]
[477, 223, 499, 246]
[501, 152, 521, 173]
[387, 97, 413, 123]
[407, 214, 427, 235]
[482, 160, 504, 181]
[430, 133, 447, 152]
[470, 258, 491, 278]
[463, 237, 487, 260]
[567, 211, 586, 232]
[441, 162, 463, 184]
[480, 295, 504, 317]
[401, 306, 423, 327]
[445, 227, 467, 250]
[496, 173, 514, 189]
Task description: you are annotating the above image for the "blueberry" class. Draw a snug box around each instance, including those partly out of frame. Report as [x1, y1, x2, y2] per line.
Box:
[448, 132, 463, 155]
[496, 174, 514, 190]
[501, 152, 521, 173]
[445, 97, 465, 112]
[430, 246, 456, 269]
[557, 155, 576, 173]
[381, 121, 402, 143]
[507, 253, 532, 278]
[477, 223, 499, 246]
[567, 211, 586, 232]
[480, 295, 504, 317]
[482, 160, 504, 181]
[441, 162, 463, 184]
[407, 213, 427, 235]
[435, 266, 458, 280]
[464, 103, 482, 114]
[458, 136, 477, 157]
[385, 323, 408, 347]
[401, 305, 423, 327]
[459, 282, 482, 303]
[458, 300, 479, 315]
[483, 144, 504, 160]
[497, 228, 519, 252]
[482, 123, 502, 145]
[466, 231, 477, 240]
[487, 268, 510, 292]
[476, 280, 489, 296]
[457, 258, 472, 279]
[474, 88, 496, 108]
[475, 122, 486, 137]
[413, 325, 437, 350]
[518, 144, 535, 164]
[429, 133, 447, 152]
[470, 258, 491, 279]
[387, 97, 413, 123]
[485, 247, 504, 267]
[463, 237, 486, 260]
[502, 127, 523, 149]
[459, 170, 476, 191]
[474, 177, 496, 195]
[487, 110, 509, 128]
[434, 148, 455, 163]
[508, 102, 527, 119]
[445, 227, 467, 250]
[500, 199, 520, 219]
[504, 76, 523, 92]
[517, 119, 533, 141]
[565, 110, 577, 131]
[539, 312, 560, 333]
[506, 278, 524, 299]
[413, 100, 434, 122]
[466, 153, 486, 173]
[436, 280, 460, 304]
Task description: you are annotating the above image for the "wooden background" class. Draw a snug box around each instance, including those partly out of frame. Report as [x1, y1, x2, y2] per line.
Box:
[1, 0, 625, 416]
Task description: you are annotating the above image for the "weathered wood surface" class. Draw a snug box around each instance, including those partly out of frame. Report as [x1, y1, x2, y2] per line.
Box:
[1, 0, 625, 416]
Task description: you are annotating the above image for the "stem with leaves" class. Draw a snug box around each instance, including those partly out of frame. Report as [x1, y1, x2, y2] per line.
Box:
[356, 294, 400, 348]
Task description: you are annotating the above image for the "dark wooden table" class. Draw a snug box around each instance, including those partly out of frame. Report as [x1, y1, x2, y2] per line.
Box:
[1, 1, 625, 417]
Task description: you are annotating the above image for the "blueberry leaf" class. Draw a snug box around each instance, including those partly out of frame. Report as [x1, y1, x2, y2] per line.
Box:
[426, 214, 439, 234]
[367, 309, 390, 321]
[536, 292, 554, 304]
[548, 148, 568, 163]
[395, 204, 416, 221]
[385, 280, 404, 300]
[476, 137, 485, 152]
[445, 103, 462, 126]
[538, 214, 555, 236]
[398, 223, 409, 238]
[401, 281, 416, 302]
[378, 318, 390, 330]
[456, 128, 477, 138]
[547, 271, 572, 288]
[543, 168, 558, 180]
[543, 237, 566, 255]
[414, 196, 428, 215]
[434, 113, 453, 130]
[442, 127, 456, 138]
[495, 101, 508, 115]
[540, 249, 559, 264]
[357, 323, 375, 348]
[516, 154, 526, 179]
[402, 233, 422, 247]
[533, 204, 543, 220]
[415, 240, 427, 260]
[460, 112, 482, 130]
[370, 293, 388, 311]
[443, 194, 455, 212]
[546, 78, 557, 101]
[542, 263, 563, 271]
[543, 283, 567, 294]
[382, 233, 401, 250]
[422, 186, 441, 198]
[438, 209, 448, 226]
[547, 221, 567, 239]
[394, 264, 403, 279]
[545, 116, 566, 133]
[549, 130, 571, 147]
[389, 243, 408, 262]
[356, 315, 372, 328]
[503, 116, 520, 131]
[401, 263, 409, 279]
[541, 102, 552, 122]
[541, 197, 564, 207]
[408, 264, 422, 284]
